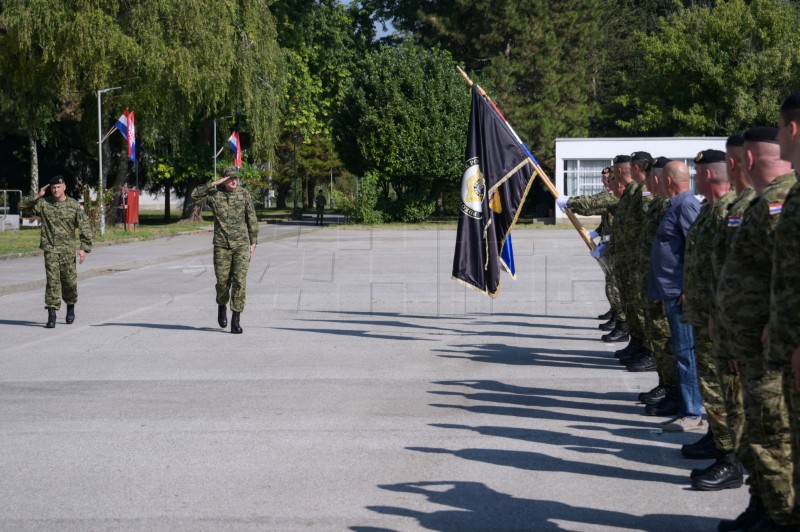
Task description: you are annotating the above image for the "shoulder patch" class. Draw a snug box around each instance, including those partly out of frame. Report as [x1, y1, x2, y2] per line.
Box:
[769, 203, 783, 215]
[727, 216, 741, 228]
[642, 190, 651, 197]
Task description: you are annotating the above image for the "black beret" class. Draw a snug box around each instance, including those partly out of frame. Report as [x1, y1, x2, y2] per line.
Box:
[49, 175, 65, 186]
[780, 92, 800, 113]
[743, 126, 779, 144]
[694, 149, 726, 165]
[630, 151, 653, 163]
[652, 156, 672, 169]
[613, 155, 631, 164]
[726, 132, 745, 148]
[601, 166, 612, 174]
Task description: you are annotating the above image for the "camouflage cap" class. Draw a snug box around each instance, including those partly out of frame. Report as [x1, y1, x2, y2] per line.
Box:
[49, 175, 66, 186]
[222, 166, 239, 178]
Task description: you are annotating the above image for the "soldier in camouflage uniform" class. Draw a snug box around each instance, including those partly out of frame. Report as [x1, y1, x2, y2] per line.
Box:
[630, 158, 679, 411]
[559, 167, 620, 331]
[681, 149, 742, 491]
[613, 151, 653, 364]
[192, 167, 258, 334]
[767, 93, 800, 531]
[20, 175, 92, 328]
[715, 127, 796, 530]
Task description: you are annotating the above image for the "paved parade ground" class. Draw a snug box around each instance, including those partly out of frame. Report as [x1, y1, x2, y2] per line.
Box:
[0, 222, 747, 531]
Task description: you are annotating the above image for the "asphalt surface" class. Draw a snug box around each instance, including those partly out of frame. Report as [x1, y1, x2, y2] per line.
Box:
[0, 222, 748, 531]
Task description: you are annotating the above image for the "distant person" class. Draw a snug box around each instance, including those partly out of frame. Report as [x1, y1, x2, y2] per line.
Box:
[191, 167, 258, 334]
[315, 188, 326, 226]
[20, 175, 93, 328]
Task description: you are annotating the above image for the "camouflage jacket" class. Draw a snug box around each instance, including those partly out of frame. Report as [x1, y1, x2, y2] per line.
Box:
[619, 181, 652, 261]
[710, 187, 756, 299]
[609, 182, 636, 260]
[683, 191, 736, 326]
[192, 184, 258, 249]
[19, 195, 92, 253]
[768, 177, 800, 366]
[716, 173, 796, 338]
[567, 191, 617, 237]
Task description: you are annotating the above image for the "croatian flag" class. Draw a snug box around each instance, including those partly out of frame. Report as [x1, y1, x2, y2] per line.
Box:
[228, 131, 242, 169]
[114, 109, 136, 161]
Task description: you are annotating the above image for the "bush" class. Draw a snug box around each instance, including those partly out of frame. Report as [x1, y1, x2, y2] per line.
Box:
[336, 171, 384, 224]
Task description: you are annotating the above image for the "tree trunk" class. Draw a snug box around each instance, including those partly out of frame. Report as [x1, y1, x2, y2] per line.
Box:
[181, 183, 203, 222]
[164, 181, 171, 223]
[28, 131, 39, 196]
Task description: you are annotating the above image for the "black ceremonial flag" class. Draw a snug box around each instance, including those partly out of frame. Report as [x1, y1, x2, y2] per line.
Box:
[452, 86, 535, 297]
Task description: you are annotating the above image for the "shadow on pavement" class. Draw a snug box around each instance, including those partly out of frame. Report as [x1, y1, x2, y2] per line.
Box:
[434, 343, 622, 369]
[0, 319, 47, 328]
[93, 322, 221, 332]
[351, 481, 718, 531]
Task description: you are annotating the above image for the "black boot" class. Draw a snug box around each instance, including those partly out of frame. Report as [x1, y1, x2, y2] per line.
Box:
[639, 376, 666, 404]
[599, 317, 616, 331]
[45, 308, 57, 328]
[231, 311, 242, 334]
[718, 495, 764, 531]
[66, 304, 75, 324]
[692, 451, 743, 491]
[614, 336, 641, 358]
[602, 320, 629, 343]
[645, 387, 681, 416]
[218, 305, 227, 328]
[597, 308, 613, 320]
[683, 430, 717, 460]
[627, 352, 657, 372]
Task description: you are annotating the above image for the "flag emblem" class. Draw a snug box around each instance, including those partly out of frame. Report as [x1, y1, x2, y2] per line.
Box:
[769, 203, 783, 215]
[727, 216, 741, 227]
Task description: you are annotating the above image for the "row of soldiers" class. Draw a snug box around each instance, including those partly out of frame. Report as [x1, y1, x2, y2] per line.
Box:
[561, 92, 800, 531]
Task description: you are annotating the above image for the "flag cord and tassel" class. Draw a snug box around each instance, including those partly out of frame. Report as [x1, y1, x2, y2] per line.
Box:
[455, 67, 596, 252]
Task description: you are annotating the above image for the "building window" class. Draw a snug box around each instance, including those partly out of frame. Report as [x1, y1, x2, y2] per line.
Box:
[563, 159, 611, 196]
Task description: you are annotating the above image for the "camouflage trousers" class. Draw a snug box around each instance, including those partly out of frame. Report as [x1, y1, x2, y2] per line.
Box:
[693, 326, 733, 452]
[618, 256, 645, 342]
[609, 259, 626, 322]
[732, 333, 794, 525]
[782, 368, 800, 523]
[44, 251, 77, 310]
[214, 245, 250, 312]
[605, 270, 621, 317]
[644, 299, 677, 388]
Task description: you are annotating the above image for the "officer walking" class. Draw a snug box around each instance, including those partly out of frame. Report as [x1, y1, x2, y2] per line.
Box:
[20, 175, 92, 328]
[192, 167, 258, 334]
[315, 187, 327, 226]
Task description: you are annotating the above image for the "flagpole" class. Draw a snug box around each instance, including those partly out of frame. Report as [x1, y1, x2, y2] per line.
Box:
[455, 67, 595, 251]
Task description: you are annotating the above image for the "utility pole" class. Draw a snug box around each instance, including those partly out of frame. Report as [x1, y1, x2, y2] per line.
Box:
[97, 86, 121, 236]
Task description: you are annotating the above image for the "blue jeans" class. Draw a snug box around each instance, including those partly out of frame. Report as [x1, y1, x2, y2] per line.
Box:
[664, 296, 702, 417]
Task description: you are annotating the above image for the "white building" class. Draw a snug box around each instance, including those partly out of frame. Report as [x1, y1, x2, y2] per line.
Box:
[553, 137, 727, 218]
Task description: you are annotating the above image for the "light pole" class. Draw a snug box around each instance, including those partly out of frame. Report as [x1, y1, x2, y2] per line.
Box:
[213, 115, 233, 179]
[97, 86, 121, 236]
[292, 130, 302, 219]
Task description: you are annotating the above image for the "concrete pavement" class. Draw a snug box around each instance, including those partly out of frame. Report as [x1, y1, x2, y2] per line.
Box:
[0, 224, 747, 530]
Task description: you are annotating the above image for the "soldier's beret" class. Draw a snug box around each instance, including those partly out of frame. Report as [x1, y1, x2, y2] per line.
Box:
[726, 132, 745, 148]
[694, 149, 726, 165]
[652, 156, 672, 169]
[49, 175, 65, 186]
[613, 155, 631, 164]
[780, 92, 800, 113]
[642, 161, 652, 171]
[743, 126, 779, 144]
[630, 151, 653, 164]
[222, 166, 239, 177]
[601, 166, 612, 174]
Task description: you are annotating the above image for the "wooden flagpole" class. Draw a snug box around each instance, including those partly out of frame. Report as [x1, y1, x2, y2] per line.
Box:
[456, 67, 596, 251]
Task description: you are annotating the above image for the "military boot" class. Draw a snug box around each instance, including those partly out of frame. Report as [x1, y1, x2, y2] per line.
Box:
[218, 305, 227, 328]
[639, 375, 666, 404]
[66, 304, 75, 324]
[602, 320, 629, 343]
[718, 495, 764, 531]
[614, 336, 641, 358]
[691, 451, 743, 491]
[683, 429, 716, 460]
[231, 311, 242, 334]
[597, 308, 613, 320]
[599, 316, 616, 331]
[46, 308, 57, 328]
[627, 352, 657, 372]
[645, 386, 681, 416]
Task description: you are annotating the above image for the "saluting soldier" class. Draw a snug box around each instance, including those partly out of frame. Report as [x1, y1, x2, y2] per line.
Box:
[192, 167, 258, 334]
[715, 127, 797, 531]
[20, 175, 92, 328]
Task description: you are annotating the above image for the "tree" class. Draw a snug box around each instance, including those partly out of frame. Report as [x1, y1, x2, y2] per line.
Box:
[333, 40, 469, 222]
[618, 0, 800, 135]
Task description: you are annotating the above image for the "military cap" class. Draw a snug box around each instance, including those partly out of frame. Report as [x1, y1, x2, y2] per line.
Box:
[630, 151, 653, 164]
[222, 166, 239, 177]
[743, 126, 779, 144]
[780, 92, 800, 113]
[726, 132, 745, 148]
[652, 156, 672, 169]
[601, 166, 612, 174]
[613, 154, 631, 164]
[694, 149, 726, 165]
[49, 175, 66, 186]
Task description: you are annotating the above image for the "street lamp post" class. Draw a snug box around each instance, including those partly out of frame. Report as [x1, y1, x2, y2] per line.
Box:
[213, 115, 233, 179]
[292, 130, 302, 219]
[97, 86, 121, 236]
